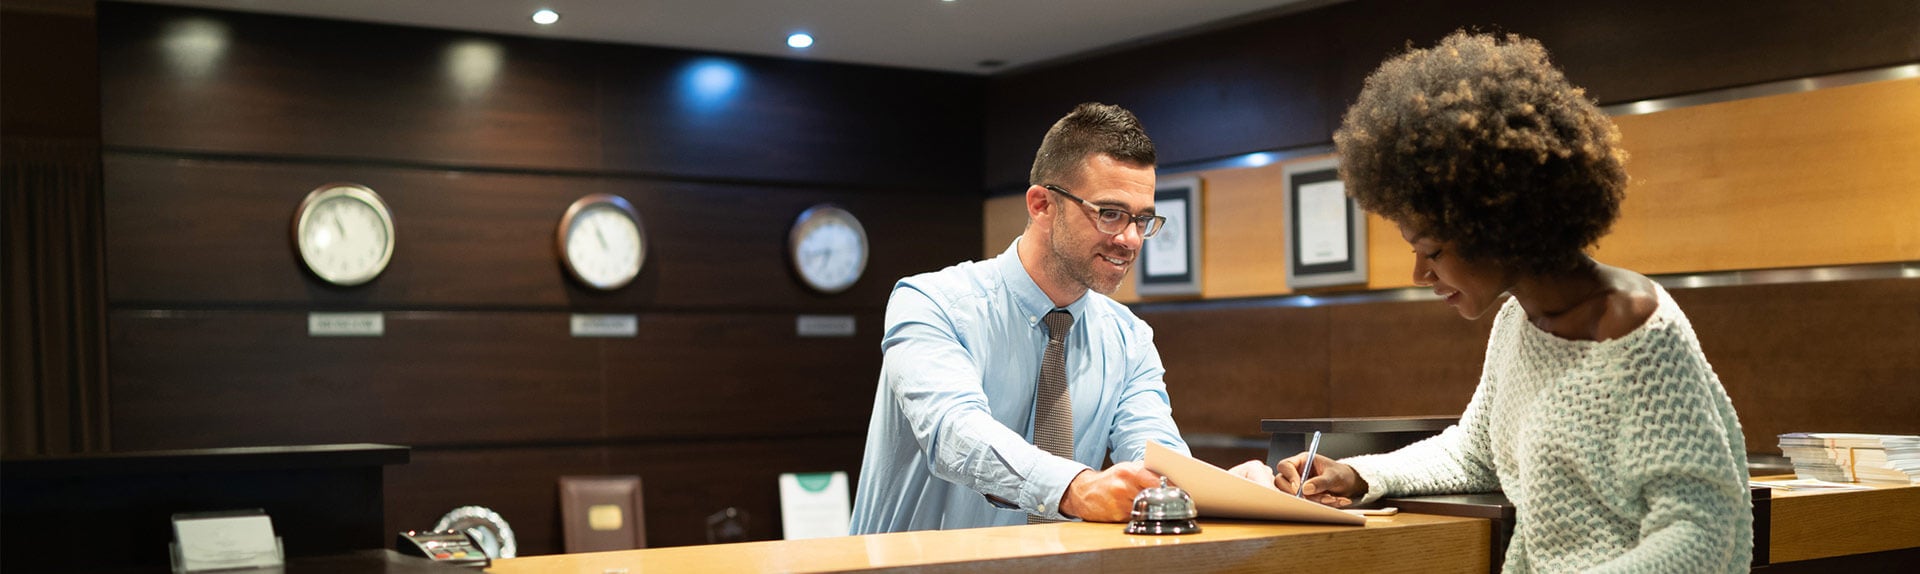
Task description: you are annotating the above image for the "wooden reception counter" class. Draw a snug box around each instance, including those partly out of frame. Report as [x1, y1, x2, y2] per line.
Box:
[1761, 477, 1920, 566]
[489, 513, 1490, 573]
[490, 478, 1918, 573]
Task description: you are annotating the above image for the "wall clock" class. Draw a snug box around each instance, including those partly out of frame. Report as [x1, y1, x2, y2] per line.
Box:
[292, 182, 395, 286]
[788, 204, 868, 294]
[557, 194, 646, 290]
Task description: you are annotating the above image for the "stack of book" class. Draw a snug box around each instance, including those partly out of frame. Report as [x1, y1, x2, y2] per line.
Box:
[1777, 432, 1920, 484]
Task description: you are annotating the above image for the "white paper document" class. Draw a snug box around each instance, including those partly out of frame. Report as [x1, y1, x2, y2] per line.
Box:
[1144, 442, 1365, 525]
[1296, 179, 1350, 266]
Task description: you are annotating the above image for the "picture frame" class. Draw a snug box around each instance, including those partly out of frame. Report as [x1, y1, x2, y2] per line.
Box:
[1282, 158, 1367, 288]
[1136, 175, 1202, 296]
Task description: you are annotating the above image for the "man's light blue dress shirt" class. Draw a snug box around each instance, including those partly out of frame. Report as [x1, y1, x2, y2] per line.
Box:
[849, 238, 1189, 534]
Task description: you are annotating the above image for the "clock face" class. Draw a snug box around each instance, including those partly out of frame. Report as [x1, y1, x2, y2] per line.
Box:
[558, 194, 645, 290]
[293, 184, 395, 286]
[789, 205, 868, 294]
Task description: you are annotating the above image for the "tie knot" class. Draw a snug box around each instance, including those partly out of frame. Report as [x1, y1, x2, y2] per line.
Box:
[1043, 310, 1074, 341]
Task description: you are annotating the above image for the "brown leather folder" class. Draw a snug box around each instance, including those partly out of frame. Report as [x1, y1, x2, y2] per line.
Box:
[559, 475, 646, 553]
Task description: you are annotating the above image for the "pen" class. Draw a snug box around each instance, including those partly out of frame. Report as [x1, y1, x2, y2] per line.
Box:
[1296, 430, 1322, 498]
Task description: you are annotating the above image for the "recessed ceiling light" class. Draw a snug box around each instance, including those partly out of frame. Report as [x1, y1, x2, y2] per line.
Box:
[532, 9, 560, 25]
[787, 33, 814, 49]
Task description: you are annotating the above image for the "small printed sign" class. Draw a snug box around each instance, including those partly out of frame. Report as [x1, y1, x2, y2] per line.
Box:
[308, 312, 383, 337]
[778, 471, 851, 540]
[571, 314, 638, 337]
[796, 315, 856, 337]
[172, 511, 281, 572]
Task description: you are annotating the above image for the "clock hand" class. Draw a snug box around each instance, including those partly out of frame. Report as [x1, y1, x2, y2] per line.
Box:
[593, 221, 609, 249]
[334, 213, 348, 238]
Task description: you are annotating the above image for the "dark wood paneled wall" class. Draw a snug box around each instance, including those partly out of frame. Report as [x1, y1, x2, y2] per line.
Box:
[1143, 279, 1920, 457]
[96, 1, 981, 555]
[986, 0, 1920, 187]
[100, 4, 981, 188]
[101, 155, 973, 309]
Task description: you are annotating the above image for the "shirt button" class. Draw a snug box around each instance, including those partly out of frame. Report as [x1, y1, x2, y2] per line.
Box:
[1029, 316, 1038, 325]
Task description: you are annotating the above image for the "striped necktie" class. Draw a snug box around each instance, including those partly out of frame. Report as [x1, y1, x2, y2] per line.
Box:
[1028, 309, 1075, 524]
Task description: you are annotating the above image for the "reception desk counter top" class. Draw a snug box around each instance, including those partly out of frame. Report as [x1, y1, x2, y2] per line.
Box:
[490, 477, 1915, 573]
[489, 513, 1490, 573]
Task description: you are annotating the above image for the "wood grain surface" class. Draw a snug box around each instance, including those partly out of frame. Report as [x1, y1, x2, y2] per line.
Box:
[489, 515, 1489, 573]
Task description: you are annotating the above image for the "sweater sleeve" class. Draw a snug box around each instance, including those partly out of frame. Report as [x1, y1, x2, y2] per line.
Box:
[1343, 369, 1502, 504]
[1586, 331, 1752, 573]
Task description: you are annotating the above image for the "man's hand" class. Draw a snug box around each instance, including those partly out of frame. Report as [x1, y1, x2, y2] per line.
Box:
[1057, 461, 1161, 522]
[1273, 453, 1365, 507]
[1227, 459, 1277, 486]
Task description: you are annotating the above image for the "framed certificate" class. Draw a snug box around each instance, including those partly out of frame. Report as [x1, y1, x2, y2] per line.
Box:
[1282, 158, 1367, 288]
[1136, 176, 1202, 296]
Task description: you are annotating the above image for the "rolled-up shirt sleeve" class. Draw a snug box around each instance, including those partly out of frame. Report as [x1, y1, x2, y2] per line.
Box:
[1105, 317, 1188, 464]
[882, 283, 1089, 518]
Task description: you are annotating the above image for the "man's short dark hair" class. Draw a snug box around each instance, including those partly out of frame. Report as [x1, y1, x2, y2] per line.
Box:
[1334, 31, 1628, 276]
[1030, 102, 1157, 187]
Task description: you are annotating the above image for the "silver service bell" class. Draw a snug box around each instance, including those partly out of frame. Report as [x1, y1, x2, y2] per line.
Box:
[1125, 477, 1201, 535]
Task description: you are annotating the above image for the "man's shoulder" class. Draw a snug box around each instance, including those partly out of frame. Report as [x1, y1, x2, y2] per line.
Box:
[896, 257, 1003, 301]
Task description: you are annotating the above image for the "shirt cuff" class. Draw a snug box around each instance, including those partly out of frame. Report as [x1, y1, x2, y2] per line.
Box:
[1024, 455, 1092, 519]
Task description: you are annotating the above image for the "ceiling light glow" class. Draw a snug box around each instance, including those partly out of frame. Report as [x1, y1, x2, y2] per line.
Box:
[532, 9, 560, 25]
[787, 33, 814, 49]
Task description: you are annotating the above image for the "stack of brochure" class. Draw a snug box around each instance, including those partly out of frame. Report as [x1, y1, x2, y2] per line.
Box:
[1777, 432, 1920, 484]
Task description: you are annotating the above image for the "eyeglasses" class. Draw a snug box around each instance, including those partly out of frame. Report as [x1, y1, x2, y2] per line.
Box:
[1043, 184, 1167, 238]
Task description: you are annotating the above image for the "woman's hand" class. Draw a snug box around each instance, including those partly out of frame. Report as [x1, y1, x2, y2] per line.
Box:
[1273, 453, 1365, 507]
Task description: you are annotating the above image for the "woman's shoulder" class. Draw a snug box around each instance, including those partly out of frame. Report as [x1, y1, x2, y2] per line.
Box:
[1589, 266, 1666, 341]
[1593, 266, 1660, 341]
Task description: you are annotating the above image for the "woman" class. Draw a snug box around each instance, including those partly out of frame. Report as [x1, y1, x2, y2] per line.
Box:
[1254, 32, 1752, 572]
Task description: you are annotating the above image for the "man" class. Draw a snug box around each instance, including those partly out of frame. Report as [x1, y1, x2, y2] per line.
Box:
[849, 103, 1189, 534]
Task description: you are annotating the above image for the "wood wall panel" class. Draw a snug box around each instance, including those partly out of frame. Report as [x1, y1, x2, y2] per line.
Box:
[982, 194, 1027, 259]
[1599, 78, 1920, 274]
[1134, 278, 1920, 454]
[596, 51, 982, 188]
[103, 154, 977, 309]
[1672, 279, 1920, 450]
[387, 437, 868, 555]
[604, 437, 866, 549]
[98, 2, 982, 190]
[628, 182, 977, 310]
[1138, 306, 1331, 436]
[385, 445, 609, 557]
[986, 0, 1920, 187]
[1195, 163, 1294, 299]
[108, 311, 606, 450]
[103, 155, 602, 307]
[604, 313, 882, 439]
[1326, 301, 1491, 418]
[98, 3, 603, 172]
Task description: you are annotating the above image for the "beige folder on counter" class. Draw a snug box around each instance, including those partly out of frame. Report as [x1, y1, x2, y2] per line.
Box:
[1144, 442, 1365, 525]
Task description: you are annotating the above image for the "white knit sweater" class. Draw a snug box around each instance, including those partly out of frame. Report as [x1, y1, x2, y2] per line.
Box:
[1345, 284, 1751, 573]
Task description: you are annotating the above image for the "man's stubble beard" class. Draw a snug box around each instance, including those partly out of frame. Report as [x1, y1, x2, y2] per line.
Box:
[1046, 211, 1123, 295]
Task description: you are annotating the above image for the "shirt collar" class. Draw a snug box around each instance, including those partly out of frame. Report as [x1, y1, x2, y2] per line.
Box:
[997, 236, 1093, 322]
